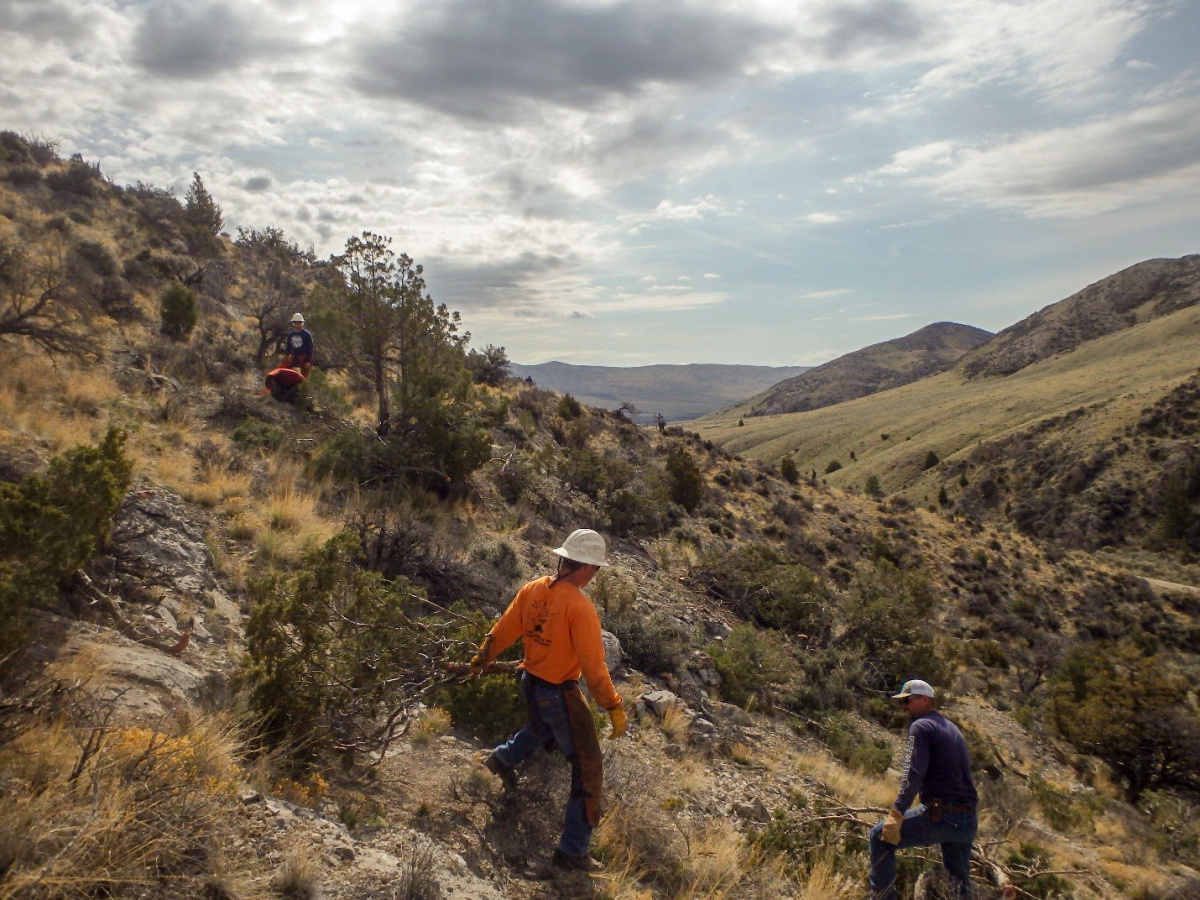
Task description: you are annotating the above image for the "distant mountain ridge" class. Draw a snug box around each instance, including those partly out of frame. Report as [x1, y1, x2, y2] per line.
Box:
[959, 255, 1200, 378]
[508, 361, 811, 423]
[732, 322, 993, 418]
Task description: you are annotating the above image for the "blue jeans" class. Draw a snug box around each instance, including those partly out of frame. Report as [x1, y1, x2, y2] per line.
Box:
[869, 805, 976, 900]
[491, 673, 591, 857]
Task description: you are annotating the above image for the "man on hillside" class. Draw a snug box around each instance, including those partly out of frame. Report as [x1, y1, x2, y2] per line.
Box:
[282, 312, 314, 375]
[471, 528, 628, 873]
[868, 679, 979, 899]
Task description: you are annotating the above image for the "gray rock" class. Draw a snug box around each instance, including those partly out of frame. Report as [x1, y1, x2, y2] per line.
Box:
[710, 701, 751, 726]
[733, 798, 770, 823]
[600, 630, 623, 674]
[641, 689, 684, 718]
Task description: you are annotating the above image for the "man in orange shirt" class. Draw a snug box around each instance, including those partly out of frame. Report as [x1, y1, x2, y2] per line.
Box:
[472, 528, 628, 872]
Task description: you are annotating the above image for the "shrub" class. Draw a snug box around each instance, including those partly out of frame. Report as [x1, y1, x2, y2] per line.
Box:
[839, 559, 947, 695]
[3, 165, 42, 187]
[779, 454, 799, 484]
[604, 487, 673, 539]
[242, 531, 444, 762]
[159, 282, 198, 340]
[1047, 640, 1199, 800]
[466, 344, 510, 386]
[45, 159, 101, 197]
[606, 609, 692, 675]
[435, 673, 526, 744]
[693, 544, 830, 636]
[559, 449, 624, 499]
[557, 394, 583, 419]
[707, 624, 796, 707]
[666, 446, 704, 512]
[70, 239, 118, 277]
[820, 713, 892, 774]
[297, 368, 352, 417]
[865, 474, 884, 498]
[922, 450, 940, 470]
[824, 459, 842, 474]
[231, 419, 287, 452]
[0, 428, 132, 659]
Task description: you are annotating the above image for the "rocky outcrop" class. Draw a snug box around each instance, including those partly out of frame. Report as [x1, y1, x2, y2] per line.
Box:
[959, 255, 1200, 378]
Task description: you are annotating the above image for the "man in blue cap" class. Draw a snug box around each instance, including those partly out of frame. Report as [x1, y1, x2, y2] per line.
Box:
[868, 678, 979, 899]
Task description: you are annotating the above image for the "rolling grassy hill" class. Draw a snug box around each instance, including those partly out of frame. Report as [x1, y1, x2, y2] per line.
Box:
[697, 303, 1200, 506]
[728, 321, 993, 418]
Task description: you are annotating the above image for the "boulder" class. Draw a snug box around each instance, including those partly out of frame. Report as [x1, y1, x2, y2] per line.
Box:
[641, 689, 684, 718]
[600, 629, 623, 674]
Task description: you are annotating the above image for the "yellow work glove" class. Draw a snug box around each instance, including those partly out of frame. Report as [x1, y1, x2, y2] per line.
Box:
[607, 705, 628, 739]
[881, 809, 904, 845]
[470, 634, 494, 675]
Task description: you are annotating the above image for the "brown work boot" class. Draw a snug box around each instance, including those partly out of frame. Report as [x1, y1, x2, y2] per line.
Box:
[552, 849, 602, 873]
[480, 752, 518, 790]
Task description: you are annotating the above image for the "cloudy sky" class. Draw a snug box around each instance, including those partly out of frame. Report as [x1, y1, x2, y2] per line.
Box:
[4, 0, 1199, 366]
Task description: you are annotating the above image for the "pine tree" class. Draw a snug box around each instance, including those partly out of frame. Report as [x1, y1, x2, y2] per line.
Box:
[184, 172, 223, 235]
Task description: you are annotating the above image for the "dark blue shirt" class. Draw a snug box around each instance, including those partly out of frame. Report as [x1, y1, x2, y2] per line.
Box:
[285, 328, 314, 360]
[895, 711, 978, 811]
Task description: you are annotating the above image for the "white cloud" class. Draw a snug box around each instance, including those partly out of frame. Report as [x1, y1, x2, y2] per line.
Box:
[896, 96, 1200, 217]
[804, 212, 842, 224]
[801, 288, 853, 299]
[591, 290, 729, 313]
[649, 195, 725, 221]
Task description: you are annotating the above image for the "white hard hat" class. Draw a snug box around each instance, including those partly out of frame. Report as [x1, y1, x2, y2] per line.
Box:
[553, 528, 609, 567]
[291, 313, 305, 323]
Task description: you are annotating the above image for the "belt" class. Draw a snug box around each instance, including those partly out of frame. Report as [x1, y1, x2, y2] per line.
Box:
[928, 799, 974, 814]
[524, 671, 577, 690]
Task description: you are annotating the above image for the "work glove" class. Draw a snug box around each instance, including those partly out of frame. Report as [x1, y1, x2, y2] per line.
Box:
[470, 634, 495, 675]
[607, 705, 628, 739]
[880, 809, 904, 845]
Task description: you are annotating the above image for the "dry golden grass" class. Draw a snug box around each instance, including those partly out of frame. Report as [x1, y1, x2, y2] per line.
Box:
[791, 752, 894, 808]
[726, 742, 758, 767]
[677, 819, 744, 898]
[659, 705, 691, 744]
[180, 468, 253, 508]
[0, 357, 122, 446]
[270, 842, 320, 899]
[794, 854, 861, 899]
[0, 711, 249, 900]
[265, 485, 309, 533]
[413, 707, 452, 744]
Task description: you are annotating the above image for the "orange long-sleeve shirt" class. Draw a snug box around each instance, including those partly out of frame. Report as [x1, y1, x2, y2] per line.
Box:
[487, 575, 622, 711]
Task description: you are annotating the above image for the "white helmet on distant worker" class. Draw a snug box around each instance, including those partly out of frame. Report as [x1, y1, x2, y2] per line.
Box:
[291, 313, 305, 323]
[553, 528, 609, 567]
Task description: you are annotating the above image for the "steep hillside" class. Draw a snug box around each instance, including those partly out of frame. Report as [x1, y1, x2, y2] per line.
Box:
[727, 322, 992, 418]
[960, 255, 1200, 378]
[698, 266, 1200, 571]
[509, 360, 809, 423]
[2, 133, 1198, 900]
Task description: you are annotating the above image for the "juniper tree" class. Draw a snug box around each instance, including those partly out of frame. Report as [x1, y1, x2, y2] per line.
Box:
[310, 232, 493, 489]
